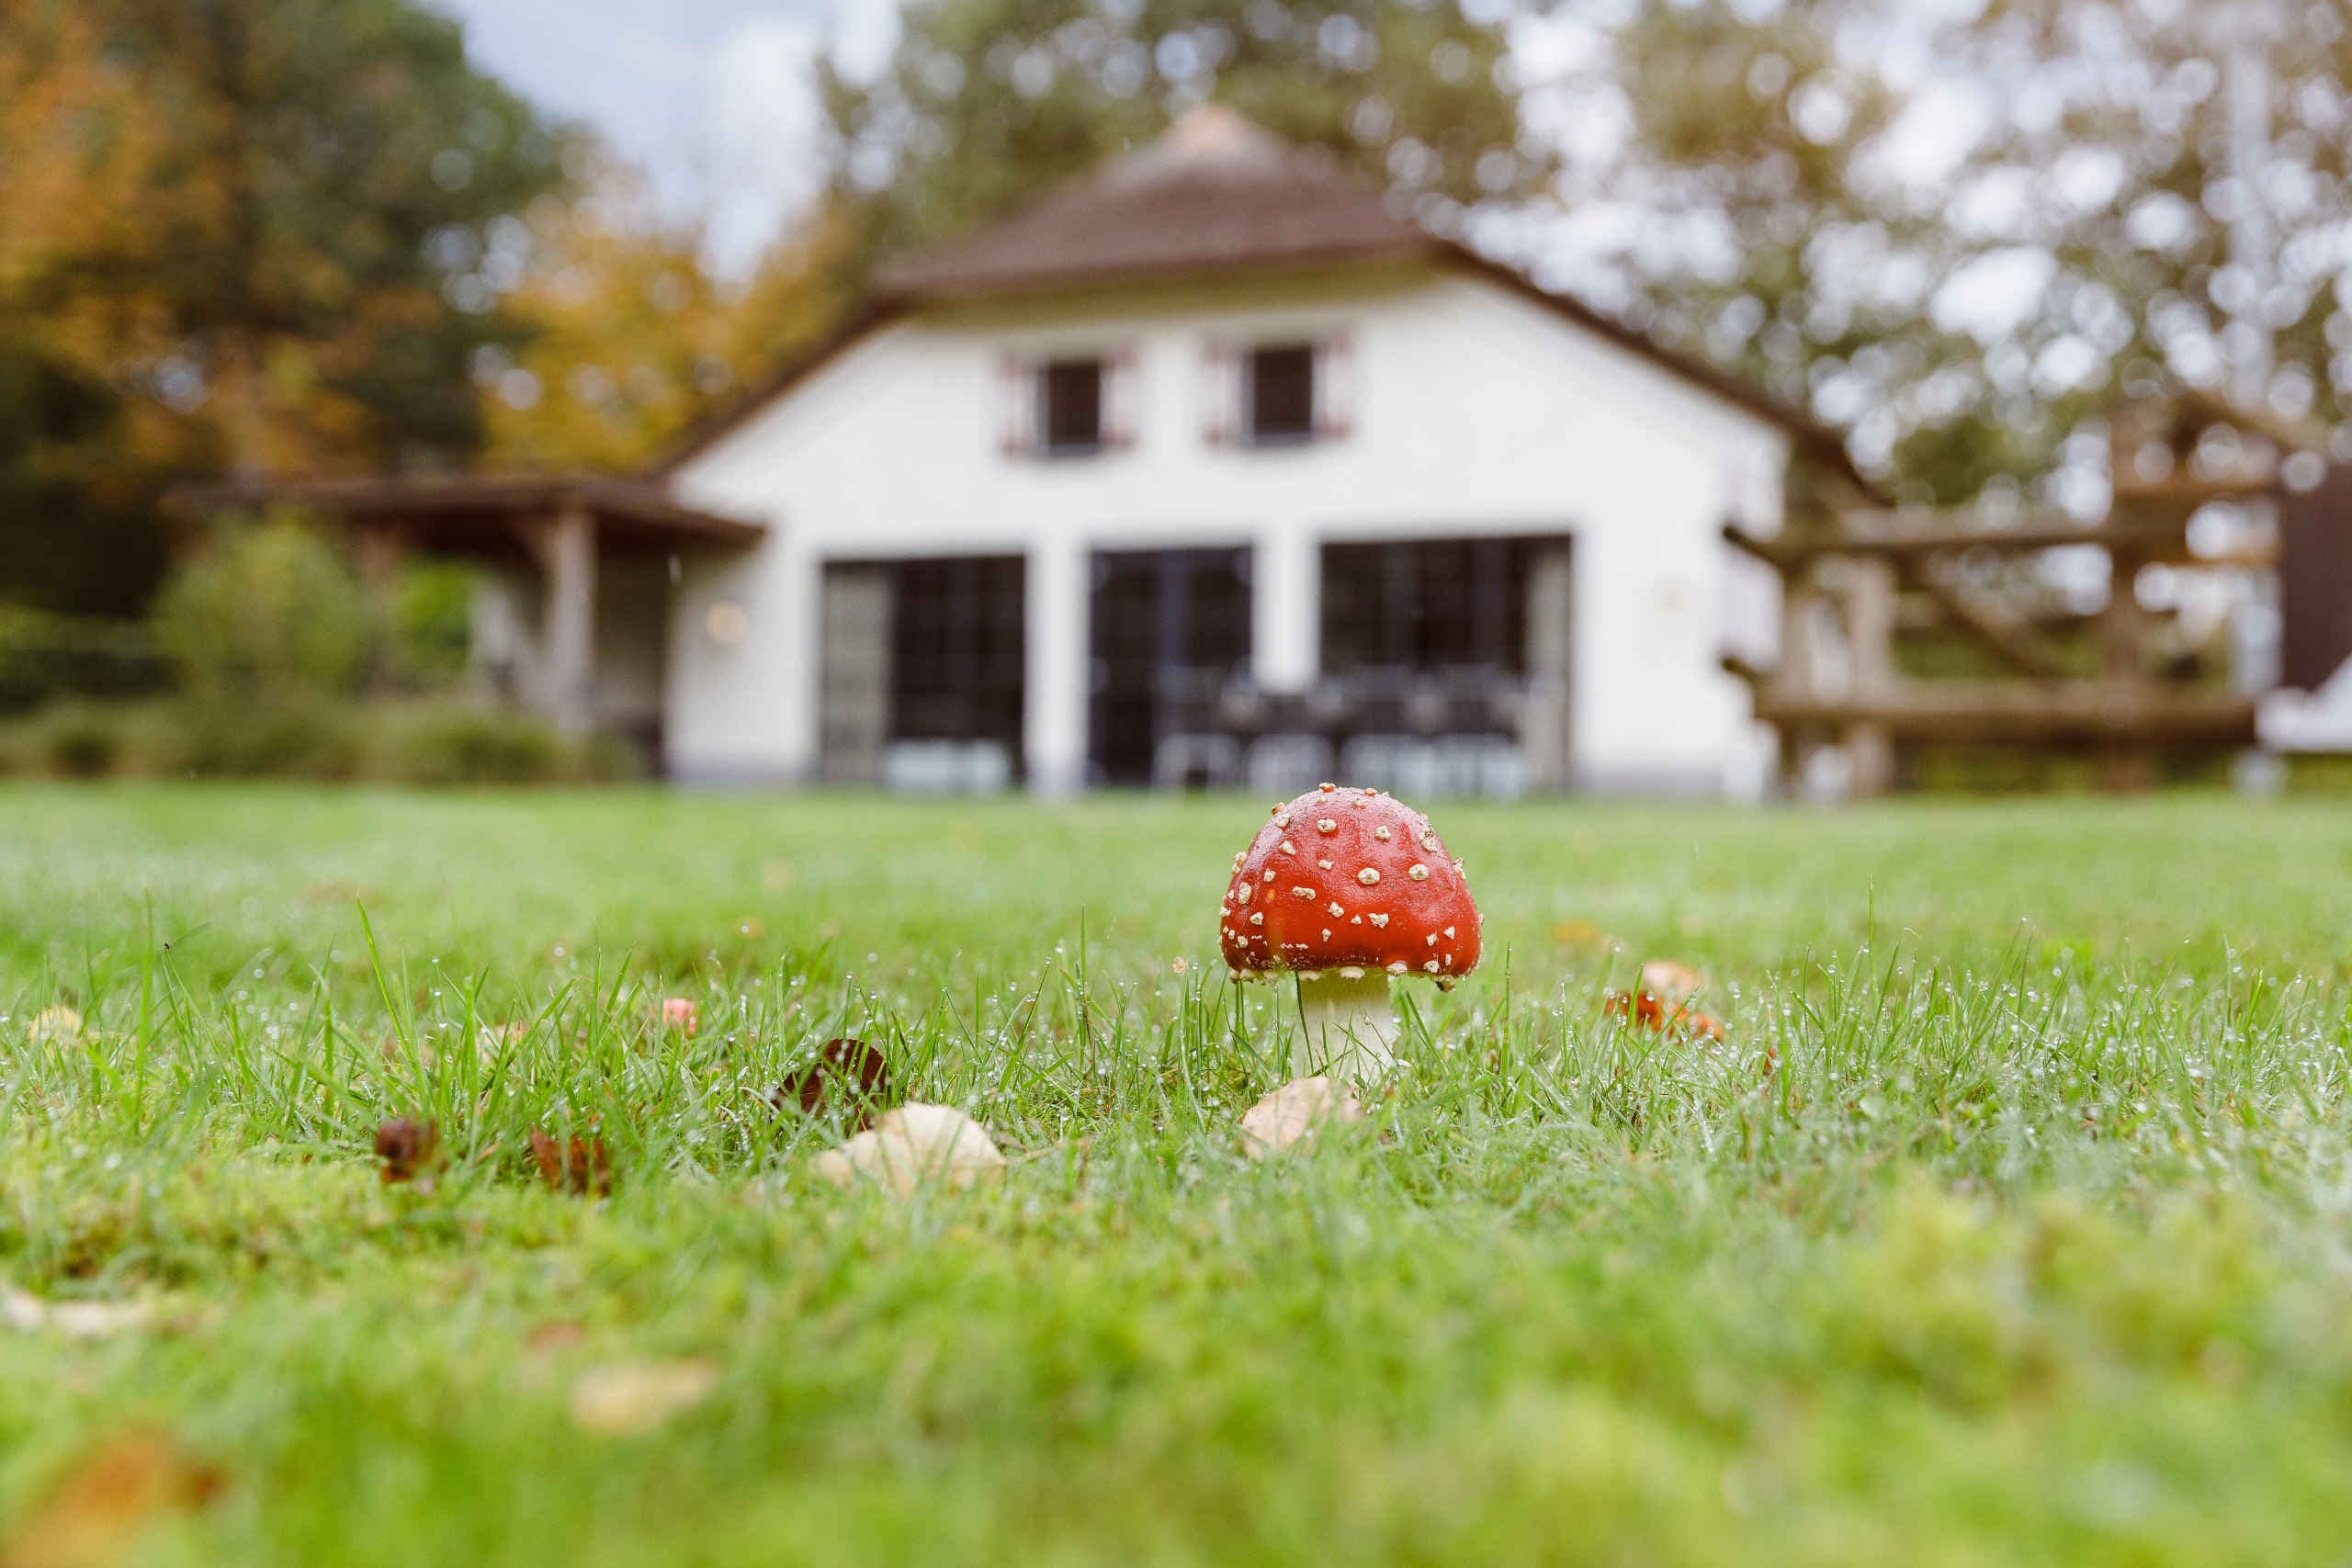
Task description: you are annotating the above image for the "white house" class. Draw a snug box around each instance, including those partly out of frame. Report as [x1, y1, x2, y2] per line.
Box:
[649, 107, 1864, 797]
[186, 107, 1866, 797]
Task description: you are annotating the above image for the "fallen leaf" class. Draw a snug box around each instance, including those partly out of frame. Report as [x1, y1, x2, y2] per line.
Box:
[658, 998, 699, 1036]
[1239, 1077, 1364, 1158]
[372, 1118, 442, 1186]
[1550, 920, 1601, 947]
[529, 1128, 613, 1196]
[569, 1359, 717, 1436]
[26, 1006, 83, 1046]
[2, 1428, 223, 1568]
[2, 1289, 153, 1340]
[775, 1038, 891, 1123]
[810, 1103, 1006, 1196]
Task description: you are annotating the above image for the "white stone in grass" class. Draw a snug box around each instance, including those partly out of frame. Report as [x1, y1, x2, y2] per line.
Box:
[811, 1103, 1007, 1196]
[1238, 1076, 1363, 1159]
[2, 1286, 153, 1338]
[570, 1359, 718, 1435]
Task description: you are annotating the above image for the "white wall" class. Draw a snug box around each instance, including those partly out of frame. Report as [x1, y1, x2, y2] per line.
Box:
[668, 262, 1791, 795]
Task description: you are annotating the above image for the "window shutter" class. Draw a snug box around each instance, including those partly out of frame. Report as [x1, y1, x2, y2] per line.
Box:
[1313, 332, 1355, 441]
[1104, 344, 1139, 451]
[1202, 339, 1238, 447]
[997, 350, 1036, 457]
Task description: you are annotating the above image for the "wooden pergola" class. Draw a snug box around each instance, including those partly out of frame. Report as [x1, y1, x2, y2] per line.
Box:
[1727, 389, 2314, 795]
[168, 474, 762, 735]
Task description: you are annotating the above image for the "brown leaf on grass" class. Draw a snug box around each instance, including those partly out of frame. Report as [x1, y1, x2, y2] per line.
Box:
[1238, 1077, 1365, 1159]
[26, 1006, 83, 1046]
[529, 1128, 612, 1196]
[3, 1428, 224, 1568]
[1603, 987, 1727, 1043]
[372, 1118, 442, 1186]
[569, 1359, 717, 1436]
[774, 1038, 891, 1124]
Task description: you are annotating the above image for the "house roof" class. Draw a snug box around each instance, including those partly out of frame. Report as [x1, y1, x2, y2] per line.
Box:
[658, 107, 1869, 490]
[876, 107, 1431, 299]
[167, 473, 763, 551]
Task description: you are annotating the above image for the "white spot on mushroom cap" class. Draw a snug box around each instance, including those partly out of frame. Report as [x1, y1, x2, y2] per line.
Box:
[1316, 818, 1337, 834]
[1327, 901, 1345, 918]
[1425, 960, 1442, 974]
[1262, 869, 1275, 882]
[1408, 864, 1430, 881]
[1278, 840, 1296, 856]
[1374, 826, 1392, 841]
[1385, 962, 1408, 975]
[1237, 883, 1252, 904]
[1292, 886, 1315, 898]
[1317, 859, 1332, 870]
[1250, 912, 1263, 926]
[1368, 913, 1388, 929]
[1357, 867, 1380, 886]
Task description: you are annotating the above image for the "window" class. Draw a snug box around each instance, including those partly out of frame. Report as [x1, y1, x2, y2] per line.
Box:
[888, 556, 1027, 746]
[1040, 357, 1104, 455]
[1246, 344, 1316, 445]
[1320, 538, 1544, 675]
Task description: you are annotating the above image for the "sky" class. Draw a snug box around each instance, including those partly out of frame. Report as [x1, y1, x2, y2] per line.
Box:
[432, 0, 898, 271]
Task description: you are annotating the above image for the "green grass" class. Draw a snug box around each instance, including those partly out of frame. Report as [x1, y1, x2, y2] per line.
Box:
[2, 784, 2349, 1566]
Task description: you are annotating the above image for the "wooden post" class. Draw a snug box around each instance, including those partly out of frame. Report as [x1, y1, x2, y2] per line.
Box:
[2101, 414, 2155, 791]
[1842, 556, 1897, 797]
[532, 503, 597, 736]
[1777, 567, 1824, 795]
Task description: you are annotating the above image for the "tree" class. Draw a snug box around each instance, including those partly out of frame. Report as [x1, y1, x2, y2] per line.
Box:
[823, 0, 1556, 274]
[481, 155, 855, 472]
[0, 0, 570, 613]
[1577, 0, 2352, 505]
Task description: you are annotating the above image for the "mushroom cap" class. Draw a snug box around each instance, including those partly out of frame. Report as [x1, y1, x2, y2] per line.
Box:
[1218, 784, 1482, 983]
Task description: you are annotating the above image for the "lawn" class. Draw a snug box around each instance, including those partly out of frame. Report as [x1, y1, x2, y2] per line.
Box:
[2, 784, 2349, 1566]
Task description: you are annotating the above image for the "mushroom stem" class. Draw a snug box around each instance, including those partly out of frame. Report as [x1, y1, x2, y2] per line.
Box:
[1286, 970, 1397, 1083]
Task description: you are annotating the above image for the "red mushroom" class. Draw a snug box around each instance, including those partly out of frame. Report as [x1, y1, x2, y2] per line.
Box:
[1219, 784, 1483, 1081]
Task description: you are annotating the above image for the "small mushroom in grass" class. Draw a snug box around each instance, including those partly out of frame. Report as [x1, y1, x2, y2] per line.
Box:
[774, 1038, 891, 1125]
[1239, 1076, 1364, 1158]
[1219, 785, 1481, 1083]
[810, 1104, 1005, 1196]
[1638, 960, 1704, 1008]
[659, 998, 699, 1036]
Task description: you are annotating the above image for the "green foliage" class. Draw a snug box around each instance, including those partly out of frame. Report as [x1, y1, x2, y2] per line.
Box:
[0, 697, 637, 784]
[0, 604, 170, 713]
[152, 517, 373, 700]
[0, 0, 571, 614]
[391, 560, 478, 691]
[825, 0, 1552, 271]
